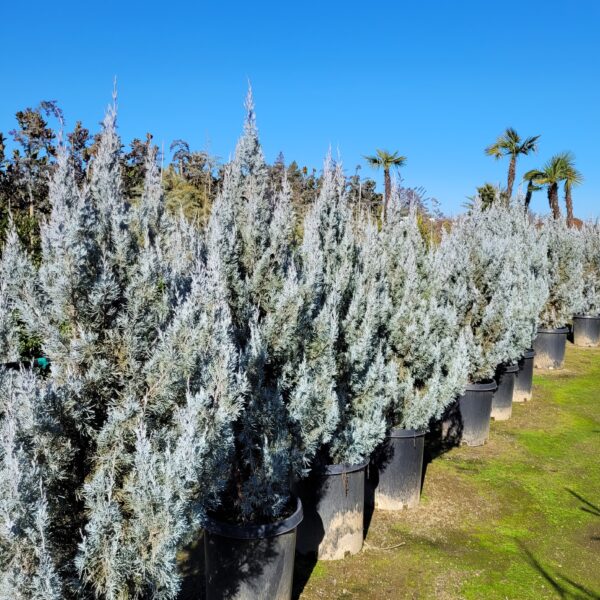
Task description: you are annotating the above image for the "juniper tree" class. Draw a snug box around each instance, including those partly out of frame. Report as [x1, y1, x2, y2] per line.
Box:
[205, 90, 340, 522]
[298, 156, 395, 466]
[0, 100, 241, 598]
[579, 222, 600, 316]
[492, 203, 549, 355]
[381, 199, 469, 430]
[0, 370, 64, 599]
[538, 217, 584, 328]
[435, 200, 547, 381]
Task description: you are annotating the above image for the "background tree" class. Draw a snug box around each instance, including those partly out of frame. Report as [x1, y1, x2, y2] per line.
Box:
[165, 139, 220, 225]
[558, 152, 583, 227]
[523, 155, 566, 220]
[485, 128, 539, 199]
[364, 149, 406, 220]
[67, 121, 92, 185]
[478, 183, 501, 210]
[121, 133, 154, 201]
[523, 174, 543, 213]
[2, 101, 62, 255]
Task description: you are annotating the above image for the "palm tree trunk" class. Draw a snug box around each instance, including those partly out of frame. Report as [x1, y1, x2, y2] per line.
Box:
[524, 181, 533, 213]
[507, 155, 516, 199]
[383, 168, 391, 221]
[565, 184, 574, 227]
[548, 183, 560, 219]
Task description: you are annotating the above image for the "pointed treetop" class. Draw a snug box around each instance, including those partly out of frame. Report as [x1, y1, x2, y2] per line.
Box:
[244, 82, 256, 131]
[112, 76, 118, 110]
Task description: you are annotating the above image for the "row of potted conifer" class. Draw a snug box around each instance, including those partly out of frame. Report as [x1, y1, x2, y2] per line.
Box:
[0, 94, 598, 600]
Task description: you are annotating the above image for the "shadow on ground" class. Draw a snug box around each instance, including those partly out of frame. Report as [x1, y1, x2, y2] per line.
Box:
[518, 540, 600, 600]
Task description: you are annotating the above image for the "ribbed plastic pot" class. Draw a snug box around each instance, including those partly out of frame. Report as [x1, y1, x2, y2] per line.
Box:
[204, 499, 303, 600]
[491, 363, 518, 420]
[513, 349, 535, 403]
[572, 315, 600, 347]
[371, 429, 425, 510]
[533, 327, 568, 369]
[457, 381, 497, 446]
[296, 462, 367, 560]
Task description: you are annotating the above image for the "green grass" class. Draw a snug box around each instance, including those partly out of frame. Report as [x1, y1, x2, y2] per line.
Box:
[297, 344, 600, 599]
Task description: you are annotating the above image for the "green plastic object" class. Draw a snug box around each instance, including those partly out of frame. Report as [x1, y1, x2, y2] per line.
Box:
[35, 357, 50, 370]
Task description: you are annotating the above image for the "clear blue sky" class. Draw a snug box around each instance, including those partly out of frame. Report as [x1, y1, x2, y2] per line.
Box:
[2, 0, 599, 217]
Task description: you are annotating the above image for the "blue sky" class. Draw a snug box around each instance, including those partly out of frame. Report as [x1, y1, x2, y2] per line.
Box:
[2, 0, 599, 216]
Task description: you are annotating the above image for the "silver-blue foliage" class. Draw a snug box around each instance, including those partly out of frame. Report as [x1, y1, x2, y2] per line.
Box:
[437, 201, 549, 381]
[579, 221, 600, 316]
[538, 217, 584, 328]
[383, 200, 469, 430]
[0, 101, 240, 599]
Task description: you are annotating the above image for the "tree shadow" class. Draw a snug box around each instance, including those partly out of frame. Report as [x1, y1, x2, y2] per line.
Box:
[565, 488, 600, 518]
[422, 401, 464, 490]
[518, 540, 600, 599]
[179, 532, 206, 599]
[365, 440, 395, 535]
[292, 551, 318, 600]
[178, 525, 284, 600]
[292, 468, 327, 600]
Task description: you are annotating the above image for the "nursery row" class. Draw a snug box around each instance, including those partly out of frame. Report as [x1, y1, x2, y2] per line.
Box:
[1, 93, 599, 600]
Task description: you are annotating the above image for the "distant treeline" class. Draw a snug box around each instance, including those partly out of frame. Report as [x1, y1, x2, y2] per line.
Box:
[0, 100, 441, 259]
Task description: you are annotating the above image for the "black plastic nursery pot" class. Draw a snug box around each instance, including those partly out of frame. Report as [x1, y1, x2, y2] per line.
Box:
[371, 429, 426, 510]
[572, 315, 600, 347]
[513, 349, 535, 403]
[456, 381, 497, 446]
[296, 461, 367, 561]
[204, 499, 303, 600]
[491, 363, 518, 421]
[533, 327, 569, 369]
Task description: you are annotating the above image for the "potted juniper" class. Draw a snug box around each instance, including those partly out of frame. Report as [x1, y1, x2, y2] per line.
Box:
[294, 158, 394, 560]
[572, 221, 600, 347]
[478, 202, 549, 416]
[435, 202, 526, 445]
[503, 206, 549, 404]
[201, 94, 343, 596]
[534, 217, 584, 368]
[372, 201, 469, 509]
[0, 101, 241, 598]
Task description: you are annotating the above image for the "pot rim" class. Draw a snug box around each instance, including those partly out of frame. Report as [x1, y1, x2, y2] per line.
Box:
[498, 363, 519, 374]
[464, 380, 497, 392]
[573, 314, 600, 320]
[388, 428, 426, 439]
[537, 327, 569, 334]
[323, 460, 369, 475]
[204, 497, 303, 540]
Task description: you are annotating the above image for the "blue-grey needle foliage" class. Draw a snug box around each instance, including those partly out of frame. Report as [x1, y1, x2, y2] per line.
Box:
[436, 200, 549, 381]
[538, 217, 584, 328]
[578, 221, 600, 316]
[0, 100, 240, 599]
[383, 197, 469, 430]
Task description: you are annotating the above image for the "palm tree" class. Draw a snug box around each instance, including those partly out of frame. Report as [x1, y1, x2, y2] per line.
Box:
[557, 152, 583, 227]
[522, 174, 543, 213]
[364, 149, 406, 220]
[522, 155, 566, 220]
[485, 128, 540, 199]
